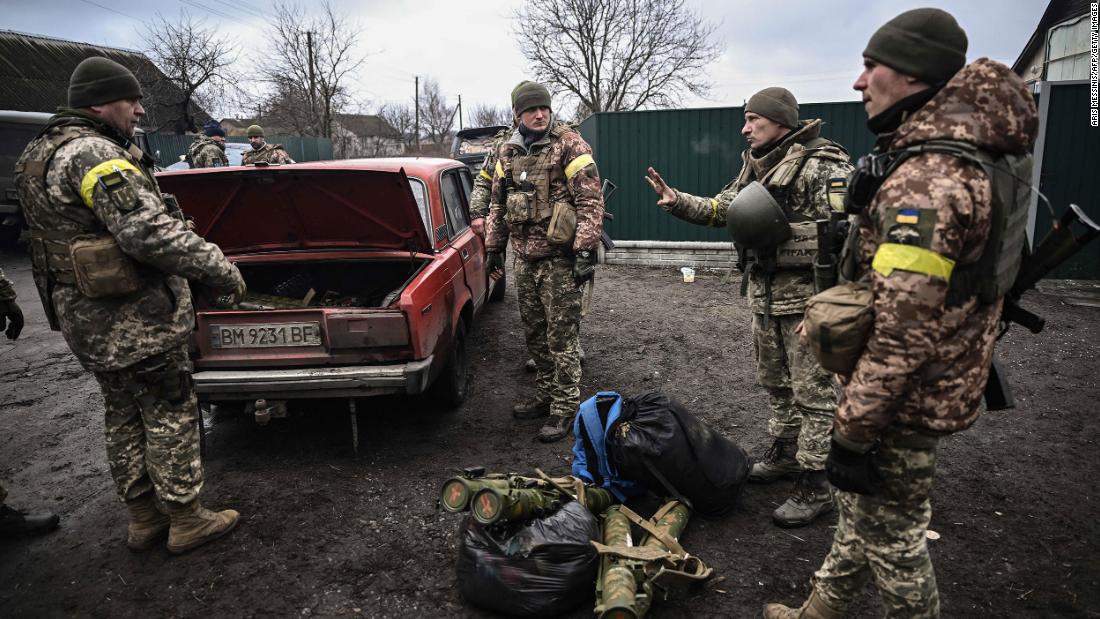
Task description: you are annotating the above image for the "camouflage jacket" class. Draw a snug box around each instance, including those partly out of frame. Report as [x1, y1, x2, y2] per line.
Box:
[15, 112, 242, 372]
[664, 120, 853, 315]
[486, 121, 604, 260]
[468, 128, 510, 220]
[242, 142, 294, 165]
[836, 59, 1038, 445]
[187, 135, 228, 168]
[0, 268, 14, 301]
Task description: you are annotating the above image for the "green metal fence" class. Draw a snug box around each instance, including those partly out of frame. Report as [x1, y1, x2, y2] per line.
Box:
[1030, 81, 1099, 279]
[146, 134, 334, 167]
[578, 102, 875, 242]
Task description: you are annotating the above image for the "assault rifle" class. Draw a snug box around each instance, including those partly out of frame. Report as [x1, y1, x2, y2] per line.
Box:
[440, 466, 615, 525]
[813, 211, 851, 293]
[593, 501, 712, 619]
[985, 204, 1100, 410]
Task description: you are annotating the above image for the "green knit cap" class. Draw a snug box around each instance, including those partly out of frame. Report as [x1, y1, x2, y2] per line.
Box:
[745, 87, 799, 129]
[68, 56, 142, 108]
[511, 80, 552, 114]
[863, 8, 968, 85]
[247, 124, 265, 137]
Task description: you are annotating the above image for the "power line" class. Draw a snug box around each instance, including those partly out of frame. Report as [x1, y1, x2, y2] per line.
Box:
[76, 0, 141, 21]
[179, 0, 235, 20]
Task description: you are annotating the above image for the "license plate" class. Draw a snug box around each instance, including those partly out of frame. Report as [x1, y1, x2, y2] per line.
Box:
[210, 322, 322, 349]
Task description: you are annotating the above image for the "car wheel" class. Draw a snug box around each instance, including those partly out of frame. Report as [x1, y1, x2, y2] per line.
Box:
[430, 320, 469, 408]
[488, 270, 506, 303]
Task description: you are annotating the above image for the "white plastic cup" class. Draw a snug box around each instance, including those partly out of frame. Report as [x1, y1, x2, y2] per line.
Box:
[680, 267, 695, 283]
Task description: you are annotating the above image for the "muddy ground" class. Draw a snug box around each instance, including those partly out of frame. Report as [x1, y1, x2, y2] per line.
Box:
[1, 247, 1098, 618]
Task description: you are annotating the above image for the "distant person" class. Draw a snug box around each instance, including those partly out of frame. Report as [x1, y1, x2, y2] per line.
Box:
[647, 87, 853, 528]
[0, 267, 59, 538]
[186, 120, 228, 168]
[14, 57, 246, 554]
[241, 124, 294, 165]
[484, 80, 604, 442]
[764, 8, 1037, 618]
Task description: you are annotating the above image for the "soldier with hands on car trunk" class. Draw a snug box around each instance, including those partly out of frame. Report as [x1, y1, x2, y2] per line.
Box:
[647, 87, 853, 528]
[14, 56, 246, 554]
[485, 80, 604, 443]
[765, 8, 1038, 618]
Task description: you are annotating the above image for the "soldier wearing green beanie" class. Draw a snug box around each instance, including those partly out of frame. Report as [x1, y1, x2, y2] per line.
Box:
[14, 56, 246, 555]
[647, 84, 853, 529]
[242, 124, 294, 165]
[484, 79, 605, 442]
[765, 8, 1038, 618]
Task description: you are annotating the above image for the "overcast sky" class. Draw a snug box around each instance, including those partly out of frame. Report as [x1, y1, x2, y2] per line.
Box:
[4, 0, 1048, 121]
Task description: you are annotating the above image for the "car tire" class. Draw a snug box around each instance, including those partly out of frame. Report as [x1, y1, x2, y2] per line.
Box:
[430, 320, 469, 408]
[488, 270, 506, 303]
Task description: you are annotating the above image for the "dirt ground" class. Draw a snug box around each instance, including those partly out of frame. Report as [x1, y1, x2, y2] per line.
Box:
[1, 247, 1099, 618]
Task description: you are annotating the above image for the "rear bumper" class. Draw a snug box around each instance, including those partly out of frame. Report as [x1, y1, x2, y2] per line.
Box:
[192, 356, 434, 401]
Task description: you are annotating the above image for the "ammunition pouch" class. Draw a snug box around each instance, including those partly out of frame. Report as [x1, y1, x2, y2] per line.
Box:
[68, 235, 144, 299]
[546, 201, 577, 246]
[505, 190, 536, 225]
[775, 221, 819, 268]
[803, 281, 875, 375]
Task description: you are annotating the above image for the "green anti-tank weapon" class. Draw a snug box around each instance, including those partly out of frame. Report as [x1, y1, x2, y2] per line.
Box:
[594, 501, 713, 619]
[440, 466, 616, 525]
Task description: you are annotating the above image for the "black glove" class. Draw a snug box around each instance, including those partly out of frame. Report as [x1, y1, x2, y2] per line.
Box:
[573, 250, 596, 286]
[486, 251, 504, 274]
[1, 299, 24, 340]
[825, 437, 882, 495]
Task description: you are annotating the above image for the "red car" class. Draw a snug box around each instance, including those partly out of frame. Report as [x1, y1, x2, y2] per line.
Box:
[156, 158, 503, 421]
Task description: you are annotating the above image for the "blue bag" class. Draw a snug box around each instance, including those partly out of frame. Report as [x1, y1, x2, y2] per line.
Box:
[571, 391, 643, 501]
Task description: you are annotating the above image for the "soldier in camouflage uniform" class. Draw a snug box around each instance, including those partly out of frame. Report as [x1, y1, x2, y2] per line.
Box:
[468, 125, 511, 235]
[241, 124, 295, 165]
[485, 81, 604, 442]
[186, 120, 228, 168]
[0, 267, 61, 538]
[765, 9, 1038, 618]
[647, 87, 853, 527]
[14, 57, 247, 554]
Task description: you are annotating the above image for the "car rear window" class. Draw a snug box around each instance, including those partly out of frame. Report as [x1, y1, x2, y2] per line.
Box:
[408, 178, 431, 238]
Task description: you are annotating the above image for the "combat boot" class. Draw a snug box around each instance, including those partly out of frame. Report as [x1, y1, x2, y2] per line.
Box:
[165, 500, 240, 555]
[513, 397, 550, 420]
[125, 493, 170, 551]
[0, 503, 59, 538]
[772, 470, 834, 528]
[763, 589, 843, 619]
[537, 414, 573, 443]
[749, 438, 801, 483]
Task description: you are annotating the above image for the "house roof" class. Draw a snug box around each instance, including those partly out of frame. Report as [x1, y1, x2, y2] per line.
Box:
[0, 30, 211, 133]
[334, 114, 400, 139]
[1012, 0, 1091, 75]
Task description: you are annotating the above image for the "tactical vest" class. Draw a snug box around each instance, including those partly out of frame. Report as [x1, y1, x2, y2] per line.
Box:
[504, 124, 572, 228]
[15, 125, 155, 329]
[847, 139, 1031, 306]
[734, 137, 850, 271]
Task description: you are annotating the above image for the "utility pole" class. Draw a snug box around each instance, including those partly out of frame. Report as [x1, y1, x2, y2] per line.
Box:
[306, 30, 317, 134]
[457, 94, 463, 131]
[414, 75, 420, 151]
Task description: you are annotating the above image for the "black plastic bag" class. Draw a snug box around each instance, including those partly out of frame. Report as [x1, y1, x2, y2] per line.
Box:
[455, 501, 599, 617]
[607, 390, 751, 519]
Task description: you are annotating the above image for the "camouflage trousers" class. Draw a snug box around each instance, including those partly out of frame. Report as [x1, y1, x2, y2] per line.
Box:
[514, 255, 583, 418]
[813, 426, 941, 618]
[93, 343, 204, 504]
[752, 312, 838, 469]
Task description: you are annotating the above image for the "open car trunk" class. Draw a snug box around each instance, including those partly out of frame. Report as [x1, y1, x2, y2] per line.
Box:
[192, 255, 430, 370]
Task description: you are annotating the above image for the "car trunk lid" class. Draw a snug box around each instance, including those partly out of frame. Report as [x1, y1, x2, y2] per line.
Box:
[157, 167, 432, 254]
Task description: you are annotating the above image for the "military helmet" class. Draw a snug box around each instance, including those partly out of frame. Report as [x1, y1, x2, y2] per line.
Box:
[726, 181, 791, 248]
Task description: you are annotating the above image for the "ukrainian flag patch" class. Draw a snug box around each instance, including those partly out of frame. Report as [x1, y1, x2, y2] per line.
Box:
[896, 208, 920, 224]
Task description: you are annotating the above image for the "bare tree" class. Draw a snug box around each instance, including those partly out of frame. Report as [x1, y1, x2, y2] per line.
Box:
[141, 11, 238, 133]
[514, 0, 722, 115]
[469, 103, 513, 128]
[378, 102, 416, 149]
[258, 0, 366, 137]
[419, 77, 456, 147]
